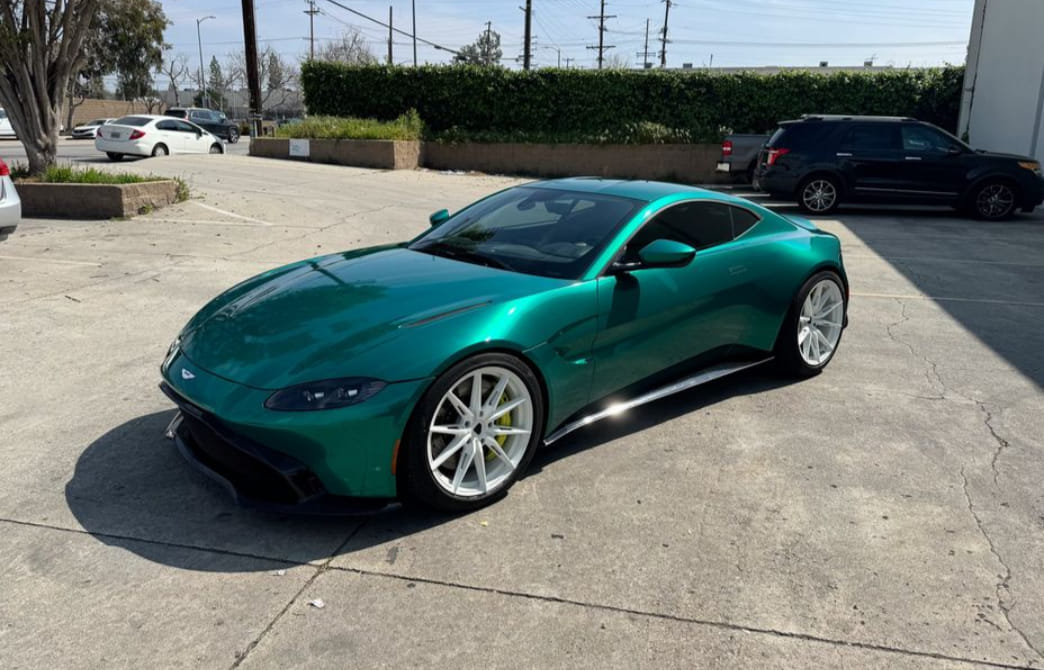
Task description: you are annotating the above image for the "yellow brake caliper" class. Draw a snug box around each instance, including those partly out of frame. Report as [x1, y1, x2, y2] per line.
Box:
[487, 391, 511, 461]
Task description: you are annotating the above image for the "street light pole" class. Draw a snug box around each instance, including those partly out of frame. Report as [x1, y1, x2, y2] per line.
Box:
[196, 15, 216, 108]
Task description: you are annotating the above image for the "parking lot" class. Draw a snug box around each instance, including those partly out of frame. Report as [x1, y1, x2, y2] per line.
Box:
[2, 153, 1043, 669]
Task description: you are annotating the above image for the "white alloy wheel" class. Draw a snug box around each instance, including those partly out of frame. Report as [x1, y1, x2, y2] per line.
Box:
[801, 178, 838, 213]
[797, 279, 844, 366]
[426, 366, 534, 498]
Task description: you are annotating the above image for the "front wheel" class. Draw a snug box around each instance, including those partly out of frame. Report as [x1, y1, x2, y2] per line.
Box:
[106, 152, 123, 162]
[798, 176, 841, 214]
[227, 128, 239, 144]
[209, 143, 224, 154]
[400, 353, 544, 512]
[969, 180, 1018, 220]
[775, 271, 846, 377]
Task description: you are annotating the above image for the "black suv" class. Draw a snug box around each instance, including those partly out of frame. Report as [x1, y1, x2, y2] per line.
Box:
[164, 107, 240, 143]
[754, 115, 1044, 220]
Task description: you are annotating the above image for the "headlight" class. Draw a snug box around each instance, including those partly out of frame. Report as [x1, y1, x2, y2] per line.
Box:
[264, 378, 387, 411]
[162, 336, 181, 372]
[1017, 161, 1041, 175]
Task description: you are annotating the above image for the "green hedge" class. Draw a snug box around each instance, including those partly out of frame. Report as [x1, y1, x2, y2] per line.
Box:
[301, 63, 965, 143]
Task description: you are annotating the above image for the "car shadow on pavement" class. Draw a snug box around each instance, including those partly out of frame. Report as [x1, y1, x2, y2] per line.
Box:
[65, 369, 795, 572]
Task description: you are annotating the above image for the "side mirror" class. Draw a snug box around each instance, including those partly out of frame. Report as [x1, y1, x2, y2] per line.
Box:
[947, 146, 963, 155]
[638, 239, 696, 267]
[429, 209, 450, 227]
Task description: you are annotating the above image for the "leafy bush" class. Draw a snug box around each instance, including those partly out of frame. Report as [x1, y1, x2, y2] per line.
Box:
[301, 63, 965, 143]
[431, 121, 702, 145]
[274, 110, 424, 140]
[13, 163, 189, 201]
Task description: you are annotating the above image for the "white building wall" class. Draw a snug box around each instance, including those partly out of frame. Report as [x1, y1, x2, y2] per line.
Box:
[959, 0, 1044, 161]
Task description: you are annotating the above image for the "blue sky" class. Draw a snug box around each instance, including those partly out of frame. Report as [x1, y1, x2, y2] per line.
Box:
[157, 0, 974, 82]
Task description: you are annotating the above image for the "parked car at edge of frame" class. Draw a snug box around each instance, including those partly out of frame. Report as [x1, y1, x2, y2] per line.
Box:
[70, 118, 115, 139]
[0, 107, 16, 139]
[164, 107, 240, 143]
[159, 178, 849, 514]
[753, 115, 1044, 220]
[0, 157, 22, 241]
[95, 115, 225, 161]
[716, 133, 770, 183]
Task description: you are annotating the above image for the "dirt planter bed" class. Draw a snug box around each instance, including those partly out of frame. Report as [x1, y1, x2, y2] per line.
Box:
[17, 181, 182, 219]
[250, 137, 421, 170]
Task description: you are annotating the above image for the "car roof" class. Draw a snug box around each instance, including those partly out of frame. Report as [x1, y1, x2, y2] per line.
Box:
[532, 177, 714, 203]
[782, 114, 919, 124]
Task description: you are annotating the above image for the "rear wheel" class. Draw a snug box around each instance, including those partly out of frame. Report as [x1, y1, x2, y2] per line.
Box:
[106, 152, 123, 162]
[969, 180, 1018, 220]
[209, 143, 224, 154]
[151, 143, 168, 157]
[228, 128, 239, 144]
[798, 175, 841, 214]
[400, 353, 544, 512]
[775, 271, 846, 377]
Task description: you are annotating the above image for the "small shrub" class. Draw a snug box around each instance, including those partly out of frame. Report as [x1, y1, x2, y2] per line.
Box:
[274, 109, 424, 141]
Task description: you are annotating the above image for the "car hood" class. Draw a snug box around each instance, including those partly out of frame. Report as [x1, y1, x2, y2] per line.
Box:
[179, 245, 566, 389]
[973, 149, 1037, 162]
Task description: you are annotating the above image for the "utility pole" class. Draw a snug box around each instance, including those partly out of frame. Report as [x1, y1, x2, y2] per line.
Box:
[412, 0, 418, 66]
[241, 0, 262, 137]
[522, 0, 532, 70]
[587, 0, 616, 70]
[304, 0, 319, 60]
[564, 57, 576, 69]
[388, 6, 393, 64]
[659, 0, 672, 68]
[636, 18, 654, 68]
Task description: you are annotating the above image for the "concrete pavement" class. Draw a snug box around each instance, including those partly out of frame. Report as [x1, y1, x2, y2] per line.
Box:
[1, 154, 1043, 669]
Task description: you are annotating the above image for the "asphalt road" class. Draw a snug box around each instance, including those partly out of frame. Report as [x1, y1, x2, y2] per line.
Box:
[2, 154, 1043, 669]
[0, 134, 251, 165]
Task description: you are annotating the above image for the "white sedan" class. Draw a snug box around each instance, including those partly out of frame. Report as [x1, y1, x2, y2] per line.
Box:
[71, 118, 115, 139]
[0, 157, 21, 241]
[95, 114, 225, 161]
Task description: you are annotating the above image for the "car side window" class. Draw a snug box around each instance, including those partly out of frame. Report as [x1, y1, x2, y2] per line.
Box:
[155, 120, 178, 131]
[625, 202, 736, 261]
[902, 125, 956, 153]
[175, 120, 199, 133]
[839, 124, 899, 153]
[729, 207, 759, 237]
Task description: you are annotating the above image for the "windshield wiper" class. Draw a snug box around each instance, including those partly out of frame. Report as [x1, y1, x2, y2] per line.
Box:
[414, 240, 514, 272]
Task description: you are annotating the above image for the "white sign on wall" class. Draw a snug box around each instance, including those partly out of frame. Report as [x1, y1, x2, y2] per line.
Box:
[289, 139, 310, 158]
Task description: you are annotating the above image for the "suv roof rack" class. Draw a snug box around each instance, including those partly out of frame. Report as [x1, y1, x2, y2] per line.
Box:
[798, 114, 918, 122]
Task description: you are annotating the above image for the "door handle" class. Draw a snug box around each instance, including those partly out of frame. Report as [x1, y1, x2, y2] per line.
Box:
[904, 156, 922, 161]
[835, 152, 853, 157]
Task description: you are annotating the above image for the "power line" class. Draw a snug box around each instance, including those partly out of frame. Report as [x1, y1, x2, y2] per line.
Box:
[320, 0, 459, 56]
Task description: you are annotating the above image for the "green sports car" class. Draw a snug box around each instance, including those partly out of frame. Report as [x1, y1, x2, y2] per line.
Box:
[160, 178, 848, 513]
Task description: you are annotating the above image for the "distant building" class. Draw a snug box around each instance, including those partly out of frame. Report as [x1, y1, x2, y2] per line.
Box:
[959, 0, 1044, 160]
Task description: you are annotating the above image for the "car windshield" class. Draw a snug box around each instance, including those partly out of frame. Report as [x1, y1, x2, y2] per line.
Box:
[409, 186, 642, 279]
[114, 116, 151, 126]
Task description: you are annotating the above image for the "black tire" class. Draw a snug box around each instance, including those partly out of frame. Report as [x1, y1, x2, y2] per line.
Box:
[210, 143, 224, 154]
[774, 270, 846, 377]
[106, 152, 123, 162]
[227, 128, 239, 144]
[745, 161, 756, 185]
[797, 175, 841, 215]
[399, 353, 545, 512]
[151, 143, 169, 157]
[968, 179, 1018, 220]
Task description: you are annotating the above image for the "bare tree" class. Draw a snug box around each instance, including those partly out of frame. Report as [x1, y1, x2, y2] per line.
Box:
[604, 53, 631, 70]
[316, 29, 377, 65]
[158, 52, 190, 106]
[0, 0, 102, 174]
[227, 45, 298, 112]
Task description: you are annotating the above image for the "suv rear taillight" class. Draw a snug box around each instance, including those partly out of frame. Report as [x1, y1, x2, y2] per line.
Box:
[0, 159, 9, 177]
[766, 148, 790, 166]
[721, 139, 733, 157]
[129, 129, 145, 140]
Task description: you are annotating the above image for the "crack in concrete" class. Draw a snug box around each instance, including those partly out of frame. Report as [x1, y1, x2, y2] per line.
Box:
[961, 469, 1043, 666]
[228, 520, 369, 670]
[2, 516, 1037, 670]
[979, 402, 1012, 488]
[885, 298, 946, 400]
